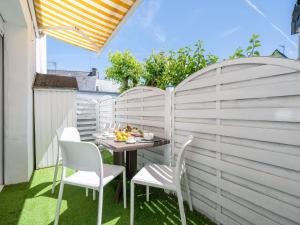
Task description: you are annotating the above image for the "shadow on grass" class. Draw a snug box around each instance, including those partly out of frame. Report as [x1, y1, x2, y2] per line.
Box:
[46, 181, 214, 225]
[0, 174, 52, 225]
[0, 150, 215, 225]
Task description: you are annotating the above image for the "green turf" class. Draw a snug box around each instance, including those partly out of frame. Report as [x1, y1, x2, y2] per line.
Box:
[0, 150, 215, 225]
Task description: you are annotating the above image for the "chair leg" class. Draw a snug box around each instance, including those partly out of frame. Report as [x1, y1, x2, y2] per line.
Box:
[93, 189, 96, 200]
[130, 181, 135, 225]
[177, 189, 187, 225]
[52, 159, 59, 194]
[54, 181, 64, 225]
[123, 170, 127, 208]
[184, 172, 193, 212]
[146, 186, 149, 202]
[86, 188, 88, 197]
[97, 187, 103, 225]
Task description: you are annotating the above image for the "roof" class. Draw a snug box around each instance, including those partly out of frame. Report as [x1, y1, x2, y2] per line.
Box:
[33, 73, 78, 90]
[33, 0, 141, 52]
[96, 79, 120, 92]
[47, 69, 96, 91]
[271, 49, 288, 58]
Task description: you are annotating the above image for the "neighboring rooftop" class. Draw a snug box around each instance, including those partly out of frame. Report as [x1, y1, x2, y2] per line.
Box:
[96, 79, 120, 93]
[48, 68, 97, 91]
[271, 49, 288, 58]
[33, 73, 78, 90]
[47, 68, 120, 93]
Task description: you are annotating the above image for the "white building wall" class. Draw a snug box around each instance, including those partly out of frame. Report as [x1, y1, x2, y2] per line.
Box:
[36, 35, 47, 74]
[1, 0, 36, 184]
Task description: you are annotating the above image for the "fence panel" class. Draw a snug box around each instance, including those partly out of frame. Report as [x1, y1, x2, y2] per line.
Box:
[98, 95, 115, 132]
[173, 57, 300, 225]
[76, 95, 97, 141]
[34, 89, 76, 168]
[115, 87, 170, 169]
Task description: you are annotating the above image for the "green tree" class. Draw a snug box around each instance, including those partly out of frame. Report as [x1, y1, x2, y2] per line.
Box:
[230, 34, 261, 59]
[157, 41, 218, 89]
[142, 51, 167, 87]
[247, 34, 261, 56]
[105, 50, 143, 92]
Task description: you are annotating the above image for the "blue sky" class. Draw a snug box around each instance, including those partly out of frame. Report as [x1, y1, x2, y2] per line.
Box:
[47, 0, 298, 79]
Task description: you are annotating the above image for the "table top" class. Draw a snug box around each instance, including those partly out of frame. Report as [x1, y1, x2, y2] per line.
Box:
[99, 137, 170, 152]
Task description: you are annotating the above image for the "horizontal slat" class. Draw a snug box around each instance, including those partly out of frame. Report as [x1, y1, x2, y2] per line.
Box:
[189, 178, 280, 225]
[79, 130, 96, 135]
[115, 110, 164, 117]
[178, 65, 295, 91]
[220, 179, 300, 223]
[175, 80, 300, 104]
[175, 122, 300, 146]
[183, 151, 300, 198]
[77, 126, 96, 130]
[116, 91, 164, 101]
[116, 118, 164, 128]
[115, 100, 165, 109]
[175, 108, 300, 122]
[175, 134, 300, 171]
[77, 115, 96, 119]
[77, 120, 96, 125]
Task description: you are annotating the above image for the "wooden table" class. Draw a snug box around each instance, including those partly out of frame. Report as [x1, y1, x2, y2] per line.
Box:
[99, 137, 170, 202]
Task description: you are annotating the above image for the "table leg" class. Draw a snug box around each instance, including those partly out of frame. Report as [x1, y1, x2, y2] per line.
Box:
[113, 151, 137, 203]
[113, 152, 124, 203]
[126, 150, 137, 179]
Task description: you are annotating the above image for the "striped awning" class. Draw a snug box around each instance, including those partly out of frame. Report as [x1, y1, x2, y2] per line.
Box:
[34, 0, 141, 52]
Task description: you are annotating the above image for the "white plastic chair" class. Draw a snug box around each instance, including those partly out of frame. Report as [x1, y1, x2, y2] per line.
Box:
[52, 127, 81, 194]
[130, 135, 193, 225]
[54, 140, 126, 225]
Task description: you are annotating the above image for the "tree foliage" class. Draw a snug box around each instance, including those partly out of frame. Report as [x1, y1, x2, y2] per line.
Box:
[142, 51, 167, 87]
[142, 41, 218, 89]
[105, 50, 143, 92]
[105, 34, 262, 92]
[230, 34, 261, 59]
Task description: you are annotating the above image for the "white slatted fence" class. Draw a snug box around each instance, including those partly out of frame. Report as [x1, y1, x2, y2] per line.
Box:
[76, 96, 97, 141]
[98, 95, 115, 132]
[173, 57, 300, 225]
[115, 87, 171, 169]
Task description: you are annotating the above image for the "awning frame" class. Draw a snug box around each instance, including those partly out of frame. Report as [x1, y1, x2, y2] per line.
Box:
[33, 0, 143, 54]
[39, 25, 99, 51]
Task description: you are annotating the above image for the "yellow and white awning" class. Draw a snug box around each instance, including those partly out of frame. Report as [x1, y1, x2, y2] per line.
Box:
[34, 0, 141, 52]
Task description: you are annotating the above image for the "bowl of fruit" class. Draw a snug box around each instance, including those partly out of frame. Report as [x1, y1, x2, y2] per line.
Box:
[124, 125, 143, 137]
[114, 130, 129, 142]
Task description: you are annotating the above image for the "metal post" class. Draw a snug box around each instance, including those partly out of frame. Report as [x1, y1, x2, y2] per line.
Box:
[164, 86, 174, 166]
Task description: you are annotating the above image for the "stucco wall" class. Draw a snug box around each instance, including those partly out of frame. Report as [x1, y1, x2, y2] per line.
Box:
[2, 0, 36, 184]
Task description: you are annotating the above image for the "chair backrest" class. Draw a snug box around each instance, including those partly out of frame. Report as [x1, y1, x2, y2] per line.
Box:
[175, 135, 193, 184]
[59, 140, 103, 177]
[57, 127, 81, 142]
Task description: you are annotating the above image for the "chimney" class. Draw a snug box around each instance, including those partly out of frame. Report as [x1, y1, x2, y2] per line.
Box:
[88, 68, 97, 76]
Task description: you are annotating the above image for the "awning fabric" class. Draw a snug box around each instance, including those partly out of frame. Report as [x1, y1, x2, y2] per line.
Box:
[34, 0, 140, 52]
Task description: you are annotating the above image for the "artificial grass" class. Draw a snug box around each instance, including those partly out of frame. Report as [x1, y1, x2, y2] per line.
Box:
[0, 150, 215, 225]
